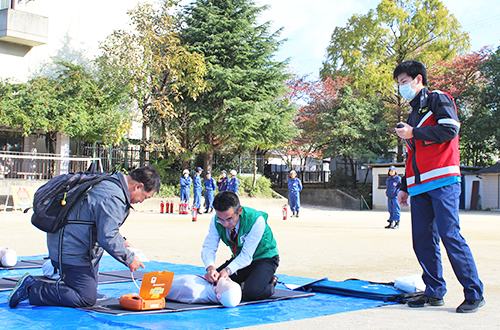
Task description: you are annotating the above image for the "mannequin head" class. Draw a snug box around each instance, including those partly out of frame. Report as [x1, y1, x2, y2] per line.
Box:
[0, 247, 17, 267]
[214, 277, 242, 307]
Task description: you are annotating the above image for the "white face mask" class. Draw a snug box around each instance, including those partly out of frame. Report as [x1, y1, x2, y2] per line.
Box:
[399, 78, 417, 100]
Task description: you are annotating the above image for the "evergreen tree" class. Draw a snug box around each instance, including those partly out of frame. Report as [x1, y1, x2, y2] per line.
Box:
[181, 0, 292, 171]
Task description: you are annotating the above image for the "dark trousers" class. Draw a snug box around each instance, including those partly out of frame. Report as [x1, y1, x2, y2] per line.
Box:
[411, 183, 483, 300]
[28, 261, 99, 307]
[387, 197, 401, 221]
[228, 255, 279, 301]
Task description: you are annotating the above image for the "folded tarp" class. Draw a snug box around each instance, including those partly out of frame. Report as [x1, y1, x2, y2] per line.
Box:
[295, 278, 407, 302]
[82, 289, 315, 315]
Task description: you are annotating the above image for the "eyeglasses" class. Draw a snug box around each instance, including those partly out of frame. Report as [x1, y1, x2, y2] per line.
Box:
[216, 216, 238, 225]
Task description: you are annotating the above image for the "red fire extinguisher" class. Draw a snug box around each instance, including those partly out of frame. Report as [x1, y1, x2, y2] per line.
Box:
[192, 207, 198, 222]
[165, 200, 170, 213]
[170, 201, 174, 213]
[160, 200, 165, 213]
[282, 204, 287, 220]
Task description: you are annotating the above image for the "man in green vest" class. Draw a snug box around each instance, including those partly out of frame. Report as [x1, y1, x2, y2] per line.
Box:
[202, 191, 279, 301]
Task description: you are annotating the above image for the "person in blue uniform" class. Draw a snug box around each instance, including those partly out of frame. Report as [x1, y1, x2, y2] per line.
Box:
[385, 165, 401, 229]
[287, 170, 302, 217]
[394, 60, 484, 313]
[217, 170, 228, 192]
[227, 170, 239, 195]
[180, 169, 192, 206]
[193, 167, 203, 211]
[204, 171, 216, 214]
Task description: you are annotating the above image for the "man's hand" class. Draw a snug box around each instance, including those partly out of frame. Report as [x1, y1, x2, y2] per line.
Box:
[396, 122, 414, 139]
[218, 268, 230, 279]
[398, 190, 410, 207]
[129, 255, 145, 272]
[205, 266, 219, 284]
[123, 239, 133, 248]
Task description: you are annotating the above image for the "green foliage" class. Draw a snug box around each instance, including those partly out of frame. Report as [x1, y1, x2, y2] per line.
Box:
[238, 175, 276, 198]
[98, 0, 207, 155]
[157, 184, 179, 198]
[0, 61, 132, 146]
[321, 0, 470, 161]
[181, 0, 294, 169]
[317, 86, 391, 184]
[480, 46, 500, 153]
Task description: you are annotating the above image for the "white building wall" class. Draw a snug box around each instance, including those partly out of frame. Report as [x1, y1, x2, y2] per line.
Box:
[480, 174, 499, 210]
[0, 0, 152, 81]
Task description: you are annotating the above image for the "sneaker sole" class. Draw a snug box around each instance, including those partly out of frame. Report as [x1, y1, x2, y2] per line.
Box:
[8, 273, 32, 308]
[456, 298, 486, 313]
[408, 300, 445, 308]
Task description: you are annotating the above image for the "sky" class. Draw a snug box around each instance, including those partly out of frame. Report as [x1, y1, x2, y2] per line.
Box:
[254, 0, 500, 78]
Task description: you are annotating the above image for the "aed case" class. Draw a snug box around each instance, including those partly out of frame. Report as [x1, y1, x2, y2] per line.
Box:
[119, 271, 174, 311]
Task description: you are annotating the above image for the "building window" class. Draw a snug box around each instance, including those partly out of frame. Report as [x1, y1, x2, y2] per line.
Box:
[378, 174, 388, 189]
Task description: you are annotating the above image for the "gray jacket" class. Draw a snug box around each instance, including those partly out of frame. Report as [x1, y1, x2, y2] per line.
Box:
[47, 172, 135, 269]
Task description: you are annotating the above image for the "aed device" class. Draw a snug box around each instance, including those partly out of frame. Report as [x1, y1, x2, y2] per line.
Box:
[119, 271, 174, 311]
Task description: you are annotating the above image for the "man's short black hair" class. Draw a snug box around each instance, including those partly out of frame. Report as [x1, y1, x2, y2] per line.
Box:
[393, 60, 428, 86]
[129, 166, 161, 193]
[213, 191, 240, 212]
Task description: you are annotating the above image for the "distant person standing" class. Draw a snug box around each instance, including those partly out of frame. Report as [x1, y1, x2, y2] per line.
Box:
[288, 170, 302, 217]
[227, 170, 240, 195]
[217, 170, 229, 192]
[180, 169, 192, 206]
[204, 171, 216, 214]
[385, 165, 401, 229]
[193, 167, 203, 211]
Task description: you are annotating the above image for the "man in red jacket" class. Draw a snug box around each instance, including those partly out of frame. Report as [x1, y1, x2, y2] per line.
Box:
[394, 60, 484, 313]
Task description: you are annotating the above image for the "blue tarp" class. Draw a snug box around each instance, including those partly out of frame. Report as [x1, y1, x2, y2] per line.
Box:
[0, 255, 396, 330]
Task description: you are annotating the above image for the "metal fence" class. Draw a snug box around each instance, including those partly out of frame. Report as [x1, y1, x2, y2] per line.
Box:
[0, 151, 102, 180]
[266, 170, 331, 189]
[76, 143, 147, 173]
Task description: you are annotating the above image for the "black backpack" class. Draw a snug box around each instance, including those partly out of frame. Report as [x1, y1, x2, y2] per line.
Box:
[31, 167, 117, 233]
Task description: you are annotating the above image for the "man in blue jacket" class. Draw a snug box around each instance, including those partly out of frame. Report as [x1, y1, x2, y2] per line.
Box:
[227, 170, 239, 195]
[288, 170, 302, 217]
[8, 166, 161, 308]
[180, 169, 192, 206]
[217, 170, 228, 192]
[385, 165, 401, 229]
[193, 167, 203, 211]
[204, 171, 216, 214]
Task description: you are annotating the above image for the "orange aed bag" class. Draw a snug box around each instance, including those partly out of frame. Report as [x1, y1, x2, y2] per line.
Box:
[119, 271, 174, 311]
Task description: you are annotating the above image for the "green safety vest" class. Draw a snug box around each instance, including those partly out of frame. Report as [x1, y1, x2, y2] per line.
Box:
[215, 206, 278, 261]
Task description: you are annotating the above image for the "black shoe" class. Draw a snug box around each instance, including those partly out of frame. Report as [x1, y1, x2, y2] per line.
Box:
[296, 211, 299, 218]
[456, 297, 485, 313]
[385, 221, 393, 229]
[8, 273, 36, 308]
[407, 295, 444, 308]
[270, 275, 279, 287]
[292, 211, 295, 217]
[203, 209, 209, 214]
[209, 208, 213, 213]
[392, 221, 400, 229]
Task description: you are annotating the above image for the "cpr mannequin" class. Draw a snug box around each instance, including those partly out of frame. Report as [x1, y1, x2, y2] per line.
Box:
[0, 247, 18, 267]
[166, 274, 242, 308]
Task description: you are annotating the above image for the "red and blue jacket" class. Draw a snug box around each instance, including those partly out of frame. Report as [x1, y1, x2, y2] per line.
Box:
[401, 88, 461, 196]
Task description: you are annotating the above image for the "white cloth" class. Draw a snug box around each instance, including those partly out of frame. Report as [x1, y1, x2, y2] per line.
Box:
[166, 274, 218, 304]
[201, 215, 266, 274]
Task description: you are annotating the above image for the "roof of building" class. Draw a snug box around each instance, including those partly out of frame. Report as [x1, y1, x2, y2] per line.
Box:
[477, 162, 500, 174]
